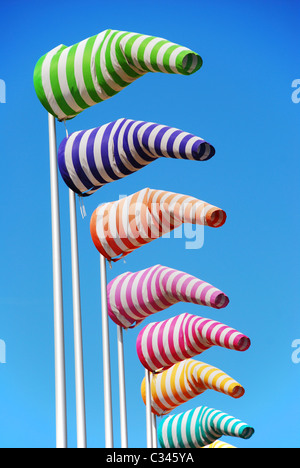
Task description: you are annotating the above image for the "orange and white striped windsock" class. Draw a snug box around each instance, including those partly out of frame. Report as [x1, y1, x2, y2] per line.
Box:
[90, 188, 226, 261]
[136, 312, 250, 373]
[141, 358, 245, 416]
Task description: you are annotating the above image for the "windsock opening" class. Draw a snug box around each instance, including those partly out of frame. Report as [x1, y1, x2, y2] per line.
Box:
[179, 52, 203, 75]
[206, 207, 227, 228]
[193, 142, 215, 162]
[231, 385, 245, 399]
[213, 292, 230, 309]
[236, 336, 251, 352]
[240, 426, 255, 439]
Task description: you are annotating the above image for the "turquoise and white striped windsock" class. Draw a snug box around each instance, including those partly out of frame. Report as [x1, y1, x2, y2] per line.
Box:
[33, 29, 203, 121]
[58, 118, 215, 197]
[158, 406, 254, 448]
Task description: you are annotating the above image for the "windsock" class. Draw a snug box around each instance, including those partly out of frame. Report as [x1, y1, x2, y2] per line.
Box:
[137, 313, 250, 372]
[158, 405, 254, 448]
[58, 118, 215, 197]
[33, 29, 202, 121]
[203, 440, 236, 448]
[90, 189, 226, 261]
[141, 358, 244, 416]
[107, 264, 229, 329]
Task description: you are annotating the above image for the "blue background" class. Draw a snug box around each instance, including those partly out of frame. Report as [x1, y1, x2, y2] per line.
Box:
[0, 0, 299, 448]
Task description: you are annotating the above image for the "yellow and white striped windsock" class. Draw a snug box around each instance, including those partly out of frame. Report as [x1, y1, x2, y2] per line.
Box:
[33, 29, 202, 121]
[203, 440, 236, 448]
[141, 358, 245, 416]
[90, 188, 226, 261]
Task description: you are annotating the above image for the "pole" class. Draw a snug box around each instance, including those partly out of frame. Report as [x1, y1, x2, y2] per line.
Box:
[100, 254, 114, 448]
[48, 113, 68, 448]
[151, 410, 157, 448]
[117, 325, 128, 448]
[150, 372, 157, 448]
[69, 189, 87, 448]
[145, 369, 153, 448]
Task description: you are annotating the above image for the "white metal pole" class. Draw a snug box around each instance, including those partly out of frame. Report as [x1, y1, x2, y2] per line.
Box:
[69, 189, 87, 448]
[100, 254, 114, 448]
[145, 369, 153, 448]
[151, 412, 157, 448]
[48, 113, 68, 448]
[150, 372, 157, 447]
[117, 325, 128, 448]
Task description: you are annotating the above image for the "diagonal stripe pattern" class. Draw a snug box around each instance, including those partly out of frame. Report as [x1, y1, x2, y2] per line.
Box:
[107, 265, 229, 329]
[33, 29, 202, 121]
[141, 358, 245, 416]
[90, 189, 226, 261]
[57, 118, 215, 197]
[136, 312, 250, 372]
[158, 405, 254, 448]
[203, 440, 236, 448]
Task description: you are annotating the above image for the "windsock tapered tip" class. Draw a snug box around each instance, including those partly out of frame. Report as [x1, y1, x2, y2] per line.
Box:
[206, 207, 227, 228]
[230, 384, 245, 399]
[240, 426, 255, 439]
[192, 142, 215, 161]
[213, 292, 230, 309]
[235, 335, 251, 352]
[176, 51, 203, 75]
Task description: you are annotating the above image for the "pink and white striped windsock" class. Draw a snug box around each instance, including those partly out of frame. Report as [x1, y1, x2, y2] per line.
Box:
[107, 264, 229, 329]
[136, 313, 251, 373]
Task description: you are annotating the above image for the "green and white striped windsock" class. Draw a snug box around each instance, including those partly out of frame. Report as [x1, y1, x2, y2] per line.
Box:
[33, 29, 203, 121]
[158, 405, 254, 448]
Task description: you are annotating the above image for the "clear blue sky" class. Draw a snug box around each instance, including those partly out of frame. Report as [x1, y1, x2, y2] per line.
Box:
[0, 0, 299, 448]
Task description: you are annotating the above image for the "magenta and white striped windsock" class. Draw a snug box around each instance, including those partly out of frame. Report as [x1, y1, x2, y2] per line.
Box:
[136, 313, 251, 373]
[107, 264, 229, 329]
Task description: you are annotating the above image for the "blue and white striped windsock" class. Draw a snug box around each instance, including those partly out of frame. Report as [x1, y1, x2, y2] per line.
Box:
[57, 118, 215, 196]
[33, 29, 202, 121]
[158, 406, 254, 448]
